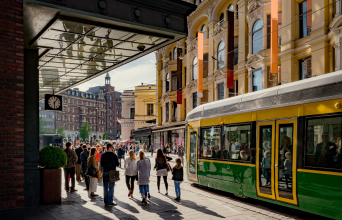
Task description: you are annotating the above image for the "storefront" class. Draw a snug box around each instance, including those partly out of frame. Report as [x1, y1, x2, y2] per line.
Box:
[152, 122, 185, 151]
[133, 127, 152, 148]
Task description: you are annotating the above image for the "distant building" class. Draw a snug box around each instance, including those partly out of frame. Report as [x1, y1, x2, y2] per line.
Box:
[87, 73, 122, 140]
[39, 101, 56, 134]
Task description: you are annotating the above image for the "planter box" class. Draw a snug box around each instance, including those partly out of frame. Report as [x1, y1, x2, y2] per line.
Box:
[40, 168, 61, 205]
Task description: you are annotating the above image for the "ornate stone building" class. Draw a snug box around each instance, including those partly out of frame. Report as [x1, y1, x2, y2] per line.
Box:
[154, 0, 339, 147]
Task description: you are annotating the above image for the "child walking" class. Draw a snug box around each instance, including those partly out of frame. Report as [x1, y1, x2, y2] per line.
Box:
[172, 158, 183, 201]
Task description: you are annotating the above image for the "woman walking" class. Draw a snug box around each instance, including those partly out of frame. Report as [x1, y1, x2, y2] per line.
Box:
[124, 150, 137, 198]
[118, 146, 124, 168]
[87, 147, 99, 196]
[153, 149, 172, 195]
[136, 150, 151, 204]
[172, 158, 184, 201]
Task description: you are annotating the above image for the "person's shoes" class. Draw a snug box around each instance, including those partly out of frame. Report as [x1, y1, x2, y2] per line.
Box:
[90, 194, 98, 197]
[130, 194, 133, 198]
[165, 192, 168, 196]
[174, 196, 179, 201]
[65, 189, 69, 192]
[70, 189, 77, 192]
[83, 188, 89, 191]
[107, 203, 116, 206]
[148, 193, 150, 198]
[141, 198, 145, 203]
[128, 190, 132, 197]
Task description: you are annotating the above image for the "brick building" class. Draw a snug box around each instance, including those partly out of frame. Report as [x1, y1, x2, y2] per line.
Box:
[87, 73, 122, 139]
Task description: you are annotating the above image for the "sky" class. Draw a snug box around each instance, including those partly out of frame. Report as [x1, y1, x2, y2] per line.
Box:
[76, 52, 156, 93]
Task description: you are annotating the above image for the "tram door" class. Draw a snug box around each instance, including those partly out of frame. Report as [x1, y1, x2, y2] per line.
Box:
[188, 128, 198, 181]
[256, 119, 298, 205]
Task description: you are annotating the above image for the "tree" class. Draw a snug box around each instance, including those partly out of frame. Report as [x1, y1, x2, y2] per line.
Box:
[39, 118, 47, 135]
[79, 122, 92, 140]
[56, 126, 65, 137]
[103, 131, 109, 140]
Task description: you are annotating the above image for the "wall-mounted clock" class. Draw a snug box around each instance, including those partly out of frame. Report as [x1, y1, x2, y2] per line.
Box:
[45, 94, 62, 111]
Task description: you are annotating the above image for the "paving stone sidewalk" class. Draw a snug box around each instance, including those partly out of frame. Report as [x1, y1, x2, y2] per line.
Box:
[25, 154, 324, 220]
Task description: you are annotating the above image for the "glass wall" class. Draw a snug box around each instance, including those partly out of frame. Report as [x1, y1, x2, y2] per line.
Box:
[223, 124, 251, 161]
[200, 127, 221, 158]
[153, 132, 164, 149]
[171, 129, 185, 150]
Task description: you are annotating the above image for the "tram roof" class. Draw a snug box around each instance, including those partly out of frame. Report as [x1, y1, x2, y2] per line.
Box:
[186, 71, 342, 122]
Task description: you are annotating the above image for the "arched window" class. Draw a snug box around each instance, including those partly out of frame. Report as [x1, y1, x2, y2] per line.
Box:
[228, 4, 233, 12]
[219, 13, 224, 22]
[252, 20, 263, 54]
[201, 25, 206, 39]
[169, 52, 172, 60]
[166, 73, 170, 92]
[192, 57, 198, 80]
[110, 95, 112, 101]
[173, 47, 177, 60]
[217, 41, 225, 69]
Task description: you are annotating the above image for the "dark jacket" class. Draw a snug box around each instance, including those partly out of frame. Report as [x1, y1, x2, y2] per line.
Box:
[117, 148, 123, 159]
[64, 148, 77, 168]
[75, 147, 83, 164]
[154, 156, 172, 170]
[172, 167, 183, 181]
[314, 141, 337, 167]
[80, 150, 89, 170]
[101, 151, 119, 172]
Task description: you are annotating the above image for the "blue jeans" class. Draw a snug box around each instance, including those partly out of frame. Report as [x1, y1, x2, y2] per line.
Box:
[119, 158, 122, 167]
[103, 172, 115, 204]
[151, 150, 153, 157]
[139, 185, 148, 198]
[174, 181, 181, 197]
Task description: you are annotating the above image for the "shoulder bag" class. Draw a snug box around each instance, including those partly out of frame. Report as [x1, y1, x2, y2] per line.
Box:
[85, 164, 97, 178]
[108, 170, 120, 183]
[165, 156, 171, 172]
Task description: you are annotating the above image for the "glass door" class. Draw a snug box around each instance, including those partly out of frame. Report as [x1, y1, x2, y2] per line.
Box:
[275, 119, 298, 205]
[188, 128, 198, 181]
[256, 121, 276, 200]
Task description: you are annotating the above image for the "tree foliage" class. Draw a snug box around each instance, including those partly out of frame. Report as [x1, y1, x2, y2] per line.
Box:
[57, 126, 65, 137]
[103, 131, 109, 140]
[39, 146, 67, 169]
[79, 122, 92, 140]
[39, 117, 47, 135]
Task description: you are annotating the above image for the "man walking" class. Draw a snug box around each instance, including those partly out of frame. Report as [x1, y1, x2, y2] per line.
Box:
[101, 143, 119, 206]
[80, 145, 89, 191]
[178, 144, 185, 165]
[75, 144, 83, 181]
[64, 142, 78, 192]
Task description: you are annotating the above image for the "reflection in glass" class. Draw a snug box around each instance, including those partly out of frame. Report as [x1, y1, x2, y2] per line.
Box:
[278, 124, 293, 199]
[192, 57, 198, 80]
[252, 20, 263, 54]
[189, 131, 197, 174]
[217, 41, 225, 69]
[259, 126, 272, 195]
[224, 125, 251, 161]
[306, 117, 341, 169]
[253, 69, 262, 91]
[200, 127, 221, 158]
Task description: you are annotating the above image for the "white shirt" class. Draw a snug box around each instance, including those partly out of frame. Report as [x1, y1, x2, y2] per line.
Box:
[124, 158, 137, 176]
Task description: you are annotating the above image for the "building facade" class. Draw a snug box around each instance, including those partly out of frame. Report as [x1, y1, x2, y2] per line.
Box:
[87, 73, 122, 139]
[39, 101, 56, 134]
[55, 88, 107, 140]
[121, 84, 156, 145]
[154, 0, 340, 148]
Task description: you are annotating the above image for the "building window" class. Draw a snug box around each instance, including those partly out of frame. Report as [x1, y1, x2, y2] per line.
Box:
[218, 83, 224, 100]
[300, 0, 312, 38]
[223, 124, 251, 161]
[217, 41, 225, 69]
[253, 69, 262, 91]
[228, 4, 233, 12]
[169, 52, 172, 60]
[165, 73, 170, 92]
[130, 108, 135, 119]
[236, 5, 239, 19]
[171, 72, 177, 91]
[147, 103, 153, 116]
[192, 57, 198, 80]
[184, 68, 187, 86]
[81, 101, 83, 105]
[173, 47, 177, 60]
[201, 25, 206, 39]
[193, 92, 197, 109]
[234, 37, 238, 65]
[299, 56, 312, 80]
[252, 19, 263, 54]
[166, 103, 169, 122]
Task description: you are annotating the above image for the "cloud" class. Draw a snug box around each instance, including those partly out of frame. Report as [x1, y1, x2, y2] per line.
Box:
[76, 53, 156, 93]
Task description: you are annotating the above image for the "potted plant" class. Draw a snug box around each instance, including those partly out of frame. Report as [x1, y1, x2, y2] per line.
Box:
[39, 146, 67, 205]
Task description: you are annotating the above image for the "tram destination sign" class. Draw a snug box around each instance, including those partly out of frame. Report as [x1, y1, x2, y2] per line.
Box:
[45, 94, 62, 111]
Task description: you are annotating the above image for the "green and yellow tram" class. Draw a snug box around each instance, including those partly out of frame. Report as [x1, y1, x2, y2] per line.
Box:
[185, 71, 342, 219]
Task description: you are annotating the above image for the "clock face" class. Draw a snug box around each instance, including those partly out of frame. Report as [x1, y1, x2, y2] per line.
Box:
[48, 96, 61, 109]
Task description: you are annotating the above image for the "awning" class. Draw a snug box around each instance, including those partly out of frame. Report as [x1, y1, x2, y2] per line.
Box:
[152, 126, 185, 133]
[133, 127, 152, 137]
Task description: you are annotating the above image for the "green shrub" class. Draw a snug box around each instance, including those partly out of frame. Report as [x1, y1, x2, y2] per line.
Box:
[39, 146, 67, 169]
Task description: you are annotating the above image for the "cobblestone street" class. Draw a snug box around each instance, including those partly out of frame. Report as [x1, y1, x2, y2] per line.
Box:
[24, 154, 328, 220]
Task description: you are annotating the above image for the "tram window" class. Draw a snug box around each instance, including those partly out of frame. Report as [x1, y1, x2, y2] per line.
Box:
[305, 116, 342, 169]
[224, 124, 251, 161]
[200, 127, 221, 159]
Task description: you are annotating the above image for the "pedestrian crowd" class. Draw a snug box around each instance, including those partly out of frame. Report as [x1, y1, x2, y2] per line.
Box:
[62, 141, 185, 206]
